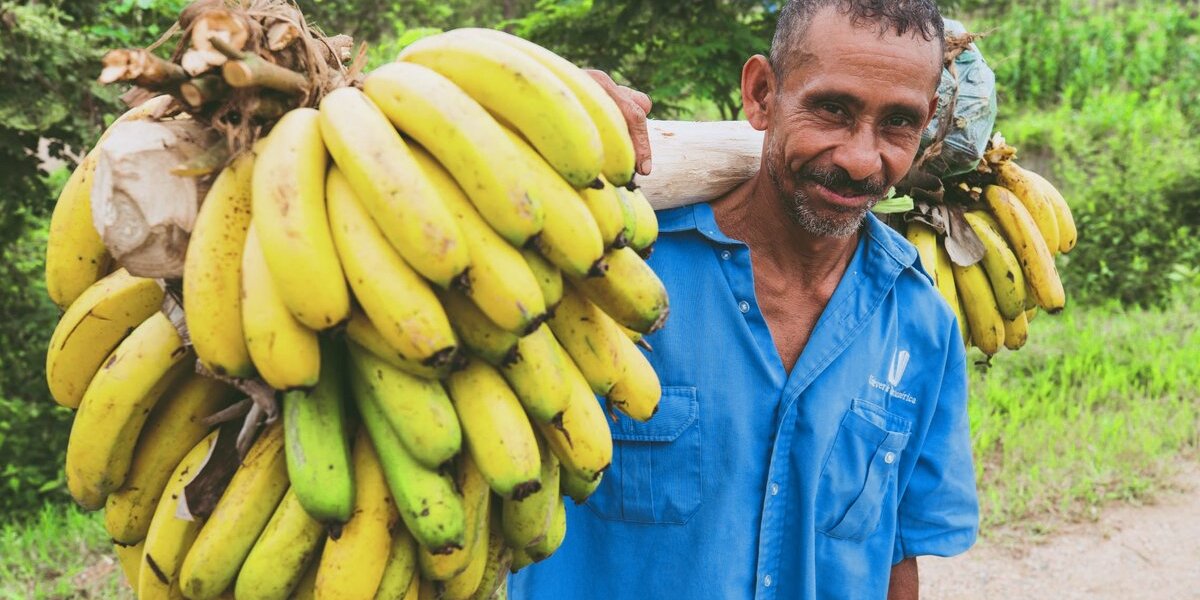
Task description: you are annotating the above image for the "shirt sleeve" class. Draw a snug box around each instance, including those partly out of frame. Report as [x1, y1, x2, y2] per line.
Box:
[892, 328, 979, 563]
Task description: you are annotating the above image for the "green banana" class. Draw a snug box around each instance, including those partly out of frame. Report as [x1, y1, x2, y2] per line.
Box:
[501, 432, 559, 549]
[348, 343, 462, 469]
[283, 341, 354, 525]
[352, 359, 466, 554]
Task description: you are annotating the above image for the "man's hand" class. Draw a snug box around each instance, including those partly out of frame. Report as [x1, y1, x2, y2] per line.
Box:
[584, 69, 653, 176]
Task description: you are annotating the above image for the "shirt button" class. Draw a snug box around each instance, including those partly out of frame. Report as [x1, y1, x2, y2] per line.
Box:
[770, 482, 780, 496]
[738, 300, 750, 313]
[884, 452, 896, 464]
[720, 250, 732, 260]
[763, 575, 773, 588]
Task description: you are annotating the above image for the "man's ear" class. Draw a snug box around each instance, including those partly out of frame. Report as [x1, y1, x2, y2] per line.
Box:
[742, 55, 775, 131]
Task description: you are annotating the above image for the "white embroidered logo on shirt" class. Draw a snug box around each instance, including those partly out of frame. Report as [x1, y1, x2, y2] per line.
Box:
[887, 349, 910, 386]
[868, 349, 918, 404]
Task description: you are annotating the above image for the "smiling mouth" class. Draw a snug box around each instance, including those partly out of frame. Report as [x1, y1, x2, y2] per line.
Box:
[809, 180, 880, 209]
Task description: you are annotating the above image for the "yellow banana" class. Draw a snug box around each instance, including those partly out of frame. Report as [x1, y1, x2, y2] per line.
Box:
[560, 467, 603, 505]
[548, 283, 628, 396]
[1021, 165, 1077, 253]
[327, 165, 459, 368]
[235, 488, 325, 600]
[241, 226, 321, 390]
[319, 86, 470, 287]
[1003, 309, 1029, 351]
[963, 211, 1027, 320]
[905, 221, 940, 283]
[66, 311, 189, 510]
[619, 185, 659, 253]
[526, 498, 566, 563]
[569, 246, 669, 333]
[179, 422, 289, 600]
[352, 360, 466, 553]
[438, 289, 520, 368]
[183, 147, 256, 377]
[951, 262, 1004, 357]
[445, 359, 542, 499]
[348, 343, 462, 469]
[105, 374, 233, 544]
[314, 430, 398, 600]
[510, 545, 533, 573]
[537, 347, 613, 485]
[934, 244, 970, 344]
[500, 324, 570, 425]
[607, 336, 661, 422]
[522, 248, 563, 310]
[362, 61, 543, 247]
[374, 526, 418, 600]
[45, 150, 109, 310]
[345, 308, 448, 380]
[995, 162, 1060, 254]
[410, 145, 547, 333]
[501, 432, 558, 550]
[500, 125, 606, 278]
[439, 494, 491, 600]
[114, 540, 144, 595]
[580, 177, 630, 249]
[468, 525, 511, 600]
[1026, 306, 1039, 322]
[418, 454, 489, 582]
[461, 28, 636, 187]
[46, 268, 163, 409]
[138, 431, 218, 600]
[293, 553, 321, 600]
[399, 32, 603, 188]
[283, 343, 354, 525]
[984, 185, 1066, 313]
[251, 107, 350, 330]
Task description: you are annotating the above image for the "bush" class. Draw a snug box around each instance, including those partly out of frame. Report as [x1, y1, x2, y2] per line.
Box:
[972, 0, 1200, 307]
[0, 220, 73, 516]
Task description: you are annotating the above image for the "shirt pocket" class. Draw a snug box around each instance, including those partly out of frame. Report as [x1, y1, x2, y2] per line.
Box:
[816, 399, 912, 541]
[585, 386, 702, 525]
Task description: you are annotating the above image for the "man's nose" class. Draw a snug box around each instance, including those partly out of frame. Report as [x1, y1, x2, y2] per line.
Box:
[830, 125, 883, 183]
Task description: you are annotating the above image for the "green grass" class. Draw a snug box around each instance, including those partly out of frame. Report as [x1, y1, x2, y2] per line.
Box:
[0, 504, 132, 600]
[967, 295, 1200, 532]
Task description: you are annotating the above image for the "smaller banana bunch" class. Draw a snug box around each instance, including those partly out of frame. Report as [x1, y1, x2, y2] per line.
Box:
[905, 135, 1077, 357]
[45, 17, 667, 600]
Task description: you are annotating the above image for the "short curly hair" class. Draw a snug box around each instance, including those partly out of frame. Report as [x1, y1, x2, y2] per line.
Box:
[769, 0, 945, 77]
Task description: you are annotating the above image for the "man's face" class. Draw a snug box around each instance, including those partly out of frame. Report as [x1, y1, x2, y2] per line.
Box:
[761, 8, 942, 237]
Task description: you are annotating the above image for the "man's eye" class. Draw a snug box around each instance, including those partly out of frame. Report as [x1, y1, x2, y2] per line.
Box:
[886, 115, 915, 128]
[821, 103, 845, 116]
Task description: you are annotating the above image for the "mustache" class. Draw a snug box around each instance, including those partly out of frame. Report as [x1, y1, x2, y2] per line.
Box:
[797, 165, 887, 198]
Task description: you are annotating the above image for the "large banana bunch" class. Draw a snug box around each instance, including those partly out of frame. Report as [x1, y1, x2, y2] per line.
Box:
[49, 26, 667, 600]
[905, 152, 1077, 358]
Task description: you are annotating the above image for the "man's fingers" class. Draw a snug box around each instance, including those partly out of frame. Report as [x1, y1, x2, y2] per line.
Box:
[583, 69, 653, 176]
[625, 101, 652, 176]
[621, 86, 653, 115]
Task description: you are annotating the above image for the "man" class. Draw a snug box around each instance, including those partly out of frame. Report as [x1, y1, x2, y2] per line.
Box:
[511, 1, 978, 598]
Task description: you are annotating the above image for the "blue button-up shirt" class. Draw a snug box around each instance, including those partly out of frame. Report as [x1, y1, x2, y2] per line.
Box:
[510, 203, 978, 600]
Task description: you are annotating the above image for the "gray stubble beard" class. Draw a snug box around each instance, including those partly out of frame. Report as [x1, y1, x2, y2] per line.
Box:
[764, 150, 877, 239]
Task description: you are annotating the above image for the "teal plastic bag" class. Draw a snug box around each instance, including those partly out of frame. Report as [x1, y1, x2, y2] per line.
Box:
[917, 18, 998, 177]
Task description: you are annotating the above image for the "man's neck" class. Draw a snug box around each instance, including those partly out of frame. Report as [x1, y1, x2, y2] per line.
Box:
[710, 170, 861, 286]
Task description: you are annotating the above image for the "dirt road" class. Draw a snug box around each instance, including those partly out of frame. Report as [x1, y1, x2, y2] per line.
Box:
[921, 462, 1200, 599]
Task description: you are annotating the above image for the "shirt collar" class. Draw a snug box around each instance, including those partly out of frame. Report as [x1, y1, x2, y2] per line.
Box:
[657, 202, 920, 271]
